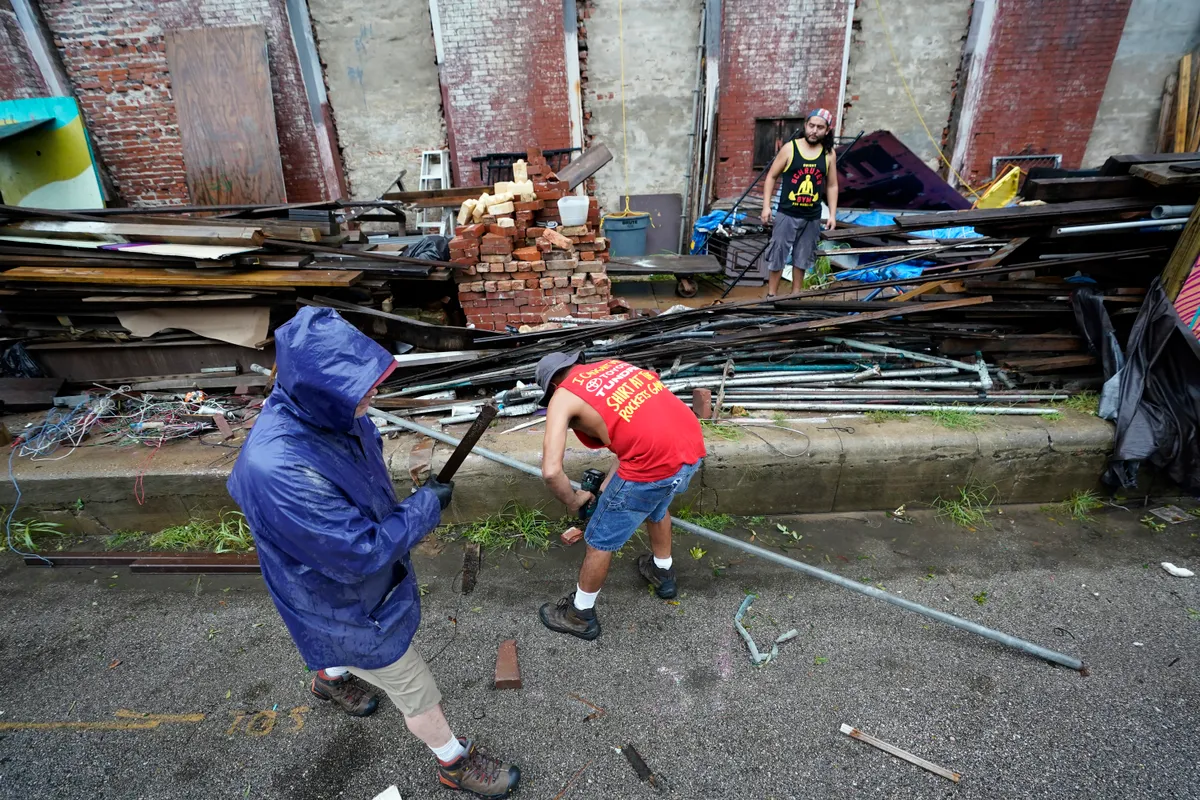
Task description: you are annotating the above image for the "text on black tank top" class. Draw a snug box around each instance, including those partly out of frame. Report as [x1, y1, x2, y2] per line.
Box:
[778, 140, 826, 220]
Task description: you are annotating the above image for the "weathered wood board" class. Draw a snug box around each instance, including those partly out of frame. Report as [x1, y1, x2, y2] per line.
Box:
[165, 26, 288, 205]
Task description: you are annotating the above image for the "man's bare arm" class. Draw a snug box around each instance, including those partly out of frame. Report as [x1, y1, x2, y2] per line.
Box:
[760, 146, 791, 224]
[825, 149, 839, 231]
[541, 391, 594, 512]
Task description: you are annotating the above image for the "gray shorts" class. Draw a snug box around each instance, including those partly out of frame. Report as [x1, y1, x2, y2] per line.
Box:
[765, 214, 821, 273]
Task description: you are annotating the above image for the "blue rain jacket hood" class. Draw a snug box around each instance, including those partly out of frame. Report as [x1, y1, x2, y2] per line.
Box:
[227, 307, 441, 670]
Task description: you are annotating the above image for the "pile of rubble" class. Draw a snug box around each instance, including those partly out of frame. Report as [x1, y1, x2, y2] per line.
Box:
[449, 147, 615, 332]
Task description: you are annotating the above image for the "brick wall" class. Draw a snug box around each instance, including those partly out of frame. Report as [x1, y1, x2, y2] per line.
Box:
[957, 0, 1133, 183]
[0, 1, 48, 100]
[39, 0, 332, 205]
[436, 0, 573, 187]
[715, 0, 850, 198]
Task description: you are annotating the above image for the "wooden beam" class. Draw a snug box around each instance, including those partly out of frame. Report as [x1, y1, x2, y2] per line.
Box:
[1158, 72, 1179, 153]
[1163, 203, 1200, 300]
[1176, 53, 1192, 153]
[2, 220, 265, 246]
[722, 295, 993, 342]
[2, 266, 360, 287]
[555, 143, 614, 190]
[1099, 151, 1200, 175]
[1130, 161, 1200, 186]
[1021, 175, 1145, 202]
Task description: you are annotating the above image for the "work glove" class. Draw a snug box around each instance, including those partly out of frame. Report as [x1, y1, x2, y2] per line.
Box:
[424, 476, 454, 510]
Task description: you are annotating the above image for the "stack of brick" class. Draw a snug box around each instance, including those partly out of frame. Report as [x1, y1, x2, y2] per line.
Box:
[448, 148, 614, 332]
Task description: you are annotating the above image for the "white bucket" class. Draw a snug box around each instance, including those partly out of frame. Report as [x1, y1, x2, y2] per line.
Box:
[557, 195, 589, 226]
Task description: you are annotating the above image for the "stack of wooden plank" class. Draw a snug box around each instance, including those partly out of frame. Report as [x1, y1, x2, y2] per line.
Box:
[0, 201, 462, 390]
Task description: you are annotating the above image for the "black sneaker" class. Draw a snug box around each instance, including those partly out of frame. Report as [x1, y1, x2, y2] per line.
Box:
[636, 553, 677, 599]
[538, 592, 601, 640]
[437, 738, 520, 798]
[310, 672, 380, 717]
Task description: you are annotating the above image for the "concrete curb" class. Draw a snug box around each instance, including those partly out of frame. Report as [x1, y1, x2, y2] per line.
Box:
[0, 412, 1116, 534]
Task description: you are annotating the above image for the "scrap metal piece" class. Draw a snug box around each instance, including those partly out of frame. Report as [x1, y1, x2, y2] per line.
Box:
[734, 593, 799, 666]
[621, 743, 659, 788]
[840, 723, 961, 783]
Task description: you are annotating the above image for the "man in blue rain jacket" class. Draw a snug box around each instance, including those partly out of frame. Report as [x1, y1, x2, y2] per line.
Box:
[228, 307, 519, 798]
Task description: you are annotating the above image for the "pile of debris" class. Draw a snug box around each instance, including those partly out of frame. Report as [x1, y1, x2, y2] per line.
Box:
[449, 148, 614, 332]
[0, 201, 457, 394]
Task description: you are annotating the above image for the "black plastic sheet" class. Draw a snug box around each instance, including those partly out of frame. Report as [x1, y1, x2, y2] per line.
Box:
[1105, 280, 1200, 493]
[405, 235, 450, 262]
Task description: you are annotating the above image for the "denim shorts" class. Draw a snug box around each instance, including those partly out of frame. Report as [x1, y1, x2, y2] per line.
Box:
[584, 460, 702, 552]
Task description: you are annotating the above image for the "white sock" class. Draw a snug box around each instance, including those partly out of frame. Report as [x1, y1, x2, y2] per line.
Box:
[573, 585, 599, 611]
[432, 735, 466, 764]
[322, 666, 350, 679]
[653, 555, 673, 571]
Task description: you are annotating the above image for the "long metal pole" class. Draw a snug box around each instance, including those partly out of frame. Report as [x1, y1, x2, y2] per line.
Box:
[369, 408, 1086, 672]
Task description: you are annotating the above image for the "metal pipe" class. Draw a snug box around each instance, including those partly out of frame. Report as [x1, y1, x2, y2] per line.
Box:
[704, 392, 1066, 403]
[368, 407, 1084, 672]
[713, 402, 1059, 415]
[824, 336, 991, 390]
[1055, 217, 1187, 235]
[1151, 204, 1193, 220]
[666, 366, 960, 391]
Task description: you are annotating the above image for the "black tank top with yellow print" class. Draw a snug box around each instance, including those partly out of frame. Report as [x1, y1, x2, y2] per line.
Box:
[778, 140, 826, 221]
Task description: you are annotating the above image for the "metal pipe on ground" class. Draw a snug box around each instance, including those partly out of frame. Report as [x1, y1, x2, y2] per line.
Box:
[366, 408, 1085, 672]
[700, 392, 1066, 403]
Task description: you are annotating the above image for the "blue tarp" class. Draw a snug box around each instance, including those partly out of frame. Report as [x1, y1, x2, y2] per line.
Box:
[831, 210, 982, 283]
[690, 209, 747, 255]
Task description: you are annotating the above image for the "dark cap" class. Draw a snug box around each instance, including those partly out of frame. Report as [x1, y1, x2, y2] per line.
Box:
[534, 351, 583, 406]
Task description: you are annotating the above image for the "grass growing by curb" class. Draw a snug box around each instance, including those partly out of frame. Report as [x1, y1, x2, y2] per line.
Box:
[1063, 391, 1100, 416]
[148, 511, 254, 553]
[924, 407, 985, 430]
[676, 506, 733, 532]
[933, 484, 998, 529]
[864, 410, 911, 424]
[4, 517, 67, 552]
[455, 501, 553, 552]
[1043, 489, 1104, 523]
[700, 420, 744, 441]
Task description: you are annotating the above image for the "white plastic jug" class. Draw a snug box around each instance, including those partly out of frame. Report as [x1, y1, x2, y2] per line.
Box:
[557, 195, 589, 227]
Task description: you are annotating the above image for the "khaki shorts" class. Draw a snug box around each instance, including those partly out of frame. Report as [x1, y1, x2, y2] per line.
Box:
[347, 646, 442, 717]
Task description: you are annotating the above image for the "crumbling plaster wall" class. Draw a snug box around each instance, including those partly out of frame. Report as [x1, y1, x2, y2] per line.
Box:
[583, 0, 702, 212]
[841, 0, 973, 170]
[1083, 0, 1200, 166]
[308, 0, 446, 198]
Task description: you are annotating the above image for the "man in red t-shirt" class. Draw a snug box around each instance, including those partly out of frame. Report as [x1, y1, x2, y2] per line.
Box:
[533, 352, 706, 640]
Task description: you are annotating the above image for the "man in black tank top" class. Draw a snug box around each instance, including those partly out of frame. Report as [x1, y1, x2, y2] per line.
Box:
[760, 108, 839, 297]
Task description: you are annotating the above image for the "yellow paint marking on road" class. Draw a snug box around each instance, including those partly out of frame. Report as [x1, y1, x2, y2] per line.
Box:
[0, 709, 205, 732]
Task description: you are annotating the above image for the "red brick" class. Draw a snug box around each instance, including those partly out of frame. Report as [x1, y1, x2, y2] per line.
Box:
[487, 224, 517, 237]
[579, 251, 596, 261]
[692, 388, 713, 420]
[455, 223, 488, 238]
[514, 200, 544, 212]
[513, 246, 541, 262]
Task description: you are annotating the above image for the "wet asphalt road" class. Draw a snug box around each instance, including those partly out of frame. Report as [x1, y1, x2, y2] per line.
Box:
[1, 503, 1199, 800]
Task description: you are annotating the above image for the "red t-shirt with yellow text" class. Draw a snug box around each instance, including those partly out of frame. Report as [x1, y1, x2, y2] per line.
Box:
[560, 359, 705, 482]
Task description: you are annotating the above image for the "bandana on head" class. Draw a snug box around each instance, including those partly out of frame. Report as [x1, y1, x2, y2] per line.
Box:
[808, 108, 833, 127]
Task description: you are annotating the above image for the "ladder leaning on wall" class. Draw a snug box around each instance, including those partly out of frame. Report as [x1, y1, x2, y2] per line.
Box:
[417, 149, 452, 237]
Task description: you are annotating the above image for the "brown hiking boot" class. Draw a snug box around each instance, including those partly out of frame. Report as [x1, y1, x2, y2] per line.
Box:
[437, 738, 520, 797]
[636, 553, 677, 599]
[538, 592, 601, 640]
[310, 672, 379, 717]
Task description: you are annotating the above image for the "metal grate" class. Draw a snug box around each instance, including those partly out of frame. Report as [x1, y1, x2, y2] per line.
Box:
[990, 154, 1061, 180]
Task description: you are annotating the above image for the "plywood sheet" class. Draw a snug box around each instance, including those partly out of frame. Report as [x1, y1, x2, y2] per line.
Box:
[165, 26, 287, 205]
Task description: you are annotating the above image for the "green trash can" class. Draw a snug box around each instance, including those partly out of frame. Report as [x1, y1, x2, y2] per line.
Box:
[602, 212, 651, 257]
